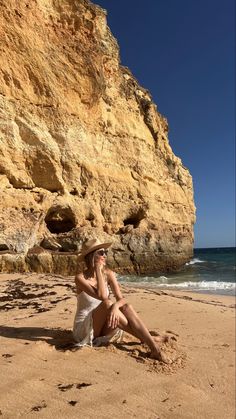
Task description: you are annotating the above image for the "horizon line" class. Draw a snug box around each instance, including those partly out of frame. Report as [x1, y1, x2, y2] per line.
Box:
[194, 246, 235, 250]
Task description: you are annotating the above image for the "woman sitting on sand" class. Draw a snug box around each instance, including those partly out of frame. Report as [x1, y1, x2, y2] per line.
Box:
[73, 238, 170, 363]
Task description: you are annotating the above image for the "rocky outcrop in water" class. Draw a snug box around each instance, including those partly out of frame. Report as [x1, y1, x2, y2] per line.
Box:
[0, 0, 195, 274]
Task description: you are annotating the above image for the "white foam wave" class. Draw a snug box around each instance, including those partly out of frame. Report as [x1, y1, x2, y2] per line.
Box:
[185, 258, 205, 265]
[158, 276, 168, 282]
[159, 281, 236, 291]
[119, 277, 236, 292]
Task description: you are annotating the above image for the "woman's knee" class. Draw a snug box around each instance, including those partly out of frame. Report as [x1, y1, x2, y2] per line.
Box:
[121, 303, 132, 312]
[117, 310, 129, 328]
[121, 303, 137, 319]
[101, 298, 113, 309]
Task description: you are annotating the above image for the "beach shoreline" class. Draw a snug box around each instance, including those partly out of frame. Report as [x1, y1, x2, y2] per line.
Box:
[119, 282, 236, 297]
[0, 273, 235, 418]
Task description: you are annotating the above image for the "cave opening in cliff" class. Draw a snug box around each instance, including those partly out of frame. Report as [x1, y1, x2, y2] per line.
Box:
[45, 206, 76, 234]
[123, 209, 145, 229]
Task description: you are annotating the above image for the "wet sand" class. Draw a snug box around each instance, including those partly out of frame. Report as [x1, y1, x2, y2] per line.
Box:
[0, 273, 235, 418]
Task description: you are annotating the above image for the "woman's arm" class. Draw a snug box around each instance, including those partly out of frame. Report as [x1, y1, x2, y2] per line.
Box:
[95, 264, 109, 300]
[106, 269, 126, 308]
[106, 269, 127, 329]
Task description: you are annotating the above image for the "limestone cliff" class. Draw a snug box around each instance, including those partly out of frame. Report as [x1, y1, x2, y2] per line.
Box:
[0, 0, 196, 275]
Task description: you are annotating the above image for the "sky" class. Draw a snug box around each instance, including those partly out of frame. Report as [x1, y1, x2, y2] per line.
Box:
[94, 0, 235, 249]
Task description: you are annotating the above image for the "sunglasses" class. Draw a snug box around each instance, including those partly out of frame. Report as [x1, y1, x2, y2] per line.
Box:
[96, 249, 108, 257]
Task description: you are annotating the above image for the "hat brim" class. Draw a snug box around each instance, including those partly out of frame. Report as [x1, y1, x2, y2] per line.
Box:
[77, 242, 112, 262]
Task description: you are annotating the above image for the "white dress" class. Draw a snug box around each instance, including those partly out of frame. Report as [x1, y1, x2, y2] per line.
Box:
[73, 284, 123, 347]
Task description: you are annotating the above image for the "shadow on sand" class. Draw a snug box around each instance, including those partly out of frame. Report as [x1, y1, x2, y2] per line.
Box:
[0, 325, 75, 350]
[0, 325, 146, 355]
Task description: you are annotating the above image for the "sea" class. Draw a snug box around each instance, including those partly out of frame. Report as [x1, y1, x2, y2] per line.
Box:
[118, 247, 236, 296]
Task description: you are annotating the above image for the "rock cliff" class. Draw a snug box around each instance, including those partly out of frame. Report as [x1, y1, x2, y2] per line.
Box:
[0, 0, 196, 275]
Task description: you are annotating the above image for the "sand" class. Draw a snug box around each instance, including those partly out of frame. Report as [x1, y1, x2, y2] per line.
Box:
[0, 273, 235, 419]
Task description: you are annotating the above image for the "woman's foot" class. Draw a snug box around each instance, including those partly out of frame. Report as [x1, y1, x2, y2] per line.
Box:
[150, 348, 172, 364]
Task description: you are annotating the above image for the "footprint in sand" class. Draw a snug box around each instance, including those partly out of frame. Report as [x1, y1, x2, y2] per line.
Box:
[76, 383, 92, 389]
[68, 401, 78, 406]
[2, 353, 14, 363]
[169, 403, 182, 412]
[149, 331, 178, 346]
[165, 330, 179, 337]
[57, 383, 92, 392]
[31, 401, 47, 412]
[57, 384, 74, 392]
[2, 354, 14, 358]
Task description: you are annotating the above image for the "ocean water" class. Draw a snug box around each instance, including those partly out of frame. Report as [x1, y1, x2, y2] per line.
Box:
[118, 247, 236, 295]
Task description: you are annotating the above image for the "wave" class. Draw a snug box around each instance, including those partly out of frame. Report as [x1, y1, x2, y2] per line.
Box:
[119, 277, 236, 293]
[159, 280, 236, 291]
[119, 275, 168, 283]
[185, 258, 205, 265]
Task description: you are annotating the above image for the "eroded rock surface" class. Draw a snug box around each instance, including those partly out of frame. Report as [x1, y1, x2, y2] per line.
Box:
[0, 0, 195, 274]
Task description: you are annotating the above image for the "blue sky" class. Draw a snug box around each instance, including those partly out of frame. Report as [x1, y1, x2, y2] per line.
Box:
[94, 0, 235, 248]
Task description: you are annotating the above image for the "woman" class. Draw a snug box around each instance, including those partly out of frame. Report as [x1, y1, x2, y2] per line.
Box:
[73, 238, 170, 363]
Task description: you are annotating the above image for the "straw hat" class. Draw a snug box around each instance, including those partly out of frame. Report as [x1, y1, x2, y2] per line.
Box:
[77, 238, 112, 261]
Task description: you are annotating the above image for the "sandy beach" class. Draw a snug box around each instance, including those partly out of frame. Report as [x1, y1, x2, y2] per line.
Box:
[0, 273, 235, 419]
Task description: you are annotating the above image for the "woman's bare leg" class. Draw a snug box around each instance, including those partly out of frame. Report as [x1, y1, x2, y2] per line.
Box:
[121, 305, 173, 344]
[101, 303, 170, 363]
[102, 315, 170, 344]
[92, 299, 113, 338]
[93, 302, 150, 343]
[100, 307, 130, 336]
[119, 303, 169, 361]
[92, 301, 170, 363]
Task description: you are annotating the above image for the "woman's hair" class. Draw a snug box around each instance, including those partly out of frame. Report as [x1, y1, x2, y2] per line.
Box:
[84, 251, 95, 269]
[83, 250, 107, 281]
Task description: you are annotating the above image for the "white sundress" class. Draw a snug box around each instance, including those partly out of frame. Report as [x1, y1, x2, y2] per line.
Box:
[73, 284, 123, 347]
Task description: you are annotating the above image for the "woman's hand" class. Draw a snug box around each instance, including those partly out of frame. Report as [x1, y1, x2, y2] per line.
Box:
[94, 254, 106, 269]
[94, 258, 104, 269]
[107, 304, 120, 329]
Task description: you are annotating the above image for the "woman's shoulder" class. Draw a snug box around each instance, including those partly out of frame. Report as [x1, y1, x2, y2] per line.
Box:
[104, 267, 117, 282]
[104, 267, 114, 275]
[75, 271, 86, 283]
